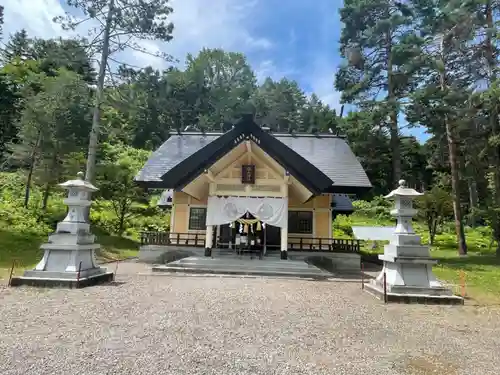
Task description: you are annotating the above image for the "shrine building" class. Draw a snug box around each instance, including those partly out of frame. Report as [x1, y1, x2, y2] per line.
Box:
[135, 114, 371, 260]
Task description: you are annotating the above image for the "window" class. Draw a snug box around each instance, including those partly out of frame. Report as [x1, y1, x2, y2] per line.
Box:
[188, 207, 207, 230]
[288, 211, 313, 234]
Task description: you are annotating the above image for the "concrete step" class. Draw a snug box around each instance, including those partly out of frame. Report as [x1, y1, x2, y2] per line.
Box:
[209, 253, 282, 259]
[154, 267, 331, 280]
[172, 263, 322, 273]
[173, 257, 312, 270]
[212, 250, 281, 255]
[153, 256, 332, 279]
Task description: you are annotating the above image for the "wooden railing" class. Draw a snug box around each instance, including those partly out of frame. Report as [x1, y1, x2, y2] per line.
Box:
[288, 237, 361, 253]
[141, 231, 360, 253]
[140, 231, 206, 247]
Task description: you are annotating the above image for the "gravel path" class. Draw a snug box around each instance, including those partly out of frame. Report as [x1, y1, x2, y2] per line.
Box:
[1, 261, 499, 375]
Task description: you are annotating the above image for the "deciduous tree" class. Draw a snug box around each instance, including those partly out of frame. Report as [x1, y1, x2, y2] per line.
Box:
[96, 142, 149, 234]
[55, 0, 175, 183]
[10, 69, 92, 208]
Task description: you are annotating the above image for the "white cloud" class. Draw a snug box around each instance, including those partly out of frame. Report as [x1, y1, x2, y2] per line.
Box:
[254, 60, 280, 83]
[165, 0, 272, 62]
[0, 0, 343, 111]
[1, 0, 67, 39]
[254, 59, 298, 84]
[1, 0, 273, 70]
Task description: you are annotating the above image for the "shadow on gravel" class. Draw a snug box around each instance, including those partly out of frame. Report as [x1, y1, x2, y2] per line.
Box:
[403, 355, 459, 375]
[104, 281, 127, 287]
[158, 249, 197, 264]
[306, 256, 375, 280]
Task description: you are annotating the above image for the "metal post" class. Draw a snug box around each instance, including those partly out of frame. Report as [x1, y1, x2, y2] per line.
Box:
[8, 259, 16, 287]
[114, 259, 119, 280]
[460, 270, 466, 298]
[383, 271, 387, 303]
[76, 261, 83, 289]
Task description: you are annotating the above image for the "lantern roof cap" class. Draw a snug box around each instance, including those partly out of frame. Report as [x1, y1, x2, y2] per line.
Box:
[384, 179, 423, 199]
[58, 172, 98, 192]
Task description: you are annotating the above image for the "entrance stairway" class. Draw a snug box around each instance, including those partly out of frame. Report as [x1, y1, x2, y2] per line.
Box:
[151, 255, 333, 280]
[211, 248, 281, 258]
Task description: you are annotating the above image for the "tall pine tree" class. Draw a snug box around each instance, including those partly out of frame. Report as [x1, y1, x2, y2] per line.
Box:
[335, 0, 422, 186]
[1, 29, 31, 63]
[406, 0, 479, 255]
[0, 5, 4, 37]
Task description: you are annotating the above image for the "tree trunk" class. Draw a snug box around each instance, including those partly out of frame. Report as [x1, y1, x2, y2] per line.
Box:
[386, 28, 401, 186]
[467, 177, 478, 227]
[118, 211, 125, 235]
[445, 121, 467, 255]
[41, 182, 51, 211]
[440, 35, 467, 256]
[117, 199, 130, 235]
[429, 215, 438, 246]
[427, 215, 433, 244]
[41, 151, 59, 212]
[484, 1, 500, 256]
[83, 0, 114, 221]
[24, 129, 42, 208]
[84, 0, 114, 184]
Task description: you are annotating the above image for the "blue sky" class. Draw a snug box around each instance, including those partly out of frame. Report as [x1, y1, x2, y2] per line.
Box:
[2, 0, 429, 141]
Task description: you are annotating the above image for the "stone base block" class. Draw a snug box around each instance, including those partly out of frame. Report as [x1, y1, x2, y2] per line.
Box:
[10, 269, 114, 289]
[364, 282, 464, 305]
[138, 245, 203, 263]
[292, 252, 361, 272]
[390, 284, 454, 296]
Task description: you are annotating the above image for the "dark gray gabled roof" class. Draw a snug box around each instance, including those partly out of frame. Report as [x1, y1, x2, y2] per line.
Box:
[332, 194, 354, 212]
[135, 131, 371, 193]
[136, 134, 220, 183]
[274, 135, 371, 191]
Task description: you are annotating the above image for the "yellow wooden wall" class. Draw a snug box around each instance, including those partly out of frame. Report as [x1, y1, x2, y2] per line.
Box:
[289, 194, 331, 241]
[171, 192, 332, 240]
[170, 192, 207, 242]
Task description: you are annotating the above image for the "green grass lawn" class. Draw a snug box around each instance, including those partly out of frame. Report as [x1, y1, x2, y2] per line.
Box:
[0, 226, 138, 280]
[339, 214, 500, 304]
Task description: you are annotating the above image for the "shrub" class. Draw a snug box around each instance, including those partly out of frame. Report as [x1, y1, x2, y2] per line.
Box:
[0, 200, 52, 235]
[334, 214, 354, 237]
[352, 196, 392, 221]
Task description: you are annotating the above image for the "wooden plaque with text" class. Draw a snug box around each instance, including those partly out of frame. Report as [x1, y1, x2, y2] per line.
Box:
[241, 165, 256, 184]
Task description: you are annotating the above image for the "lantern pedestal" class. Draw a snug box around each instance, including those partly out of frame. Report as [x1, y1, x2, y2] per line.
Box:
[11, 173, 114, 288]
[365, 180, 463, 305]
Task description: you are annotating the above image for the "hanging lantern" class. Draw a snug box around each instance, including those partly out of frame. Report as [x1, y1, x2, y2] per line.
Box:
[257, 221, 262, 231]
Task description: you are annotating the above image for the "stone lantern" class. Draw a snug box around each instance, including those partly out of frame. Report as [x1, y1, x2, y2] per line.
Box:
[11, 172, 114, 288]
[365, 180, 463, 304]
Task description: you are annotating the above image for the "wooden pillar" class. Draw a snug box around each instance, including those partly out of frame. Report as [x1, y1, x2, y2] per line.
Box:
[205, 224, 213, 256]
[281, 180, 288, 260]
[280, 225, 288, 259]
[263, 223, 267, 255]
